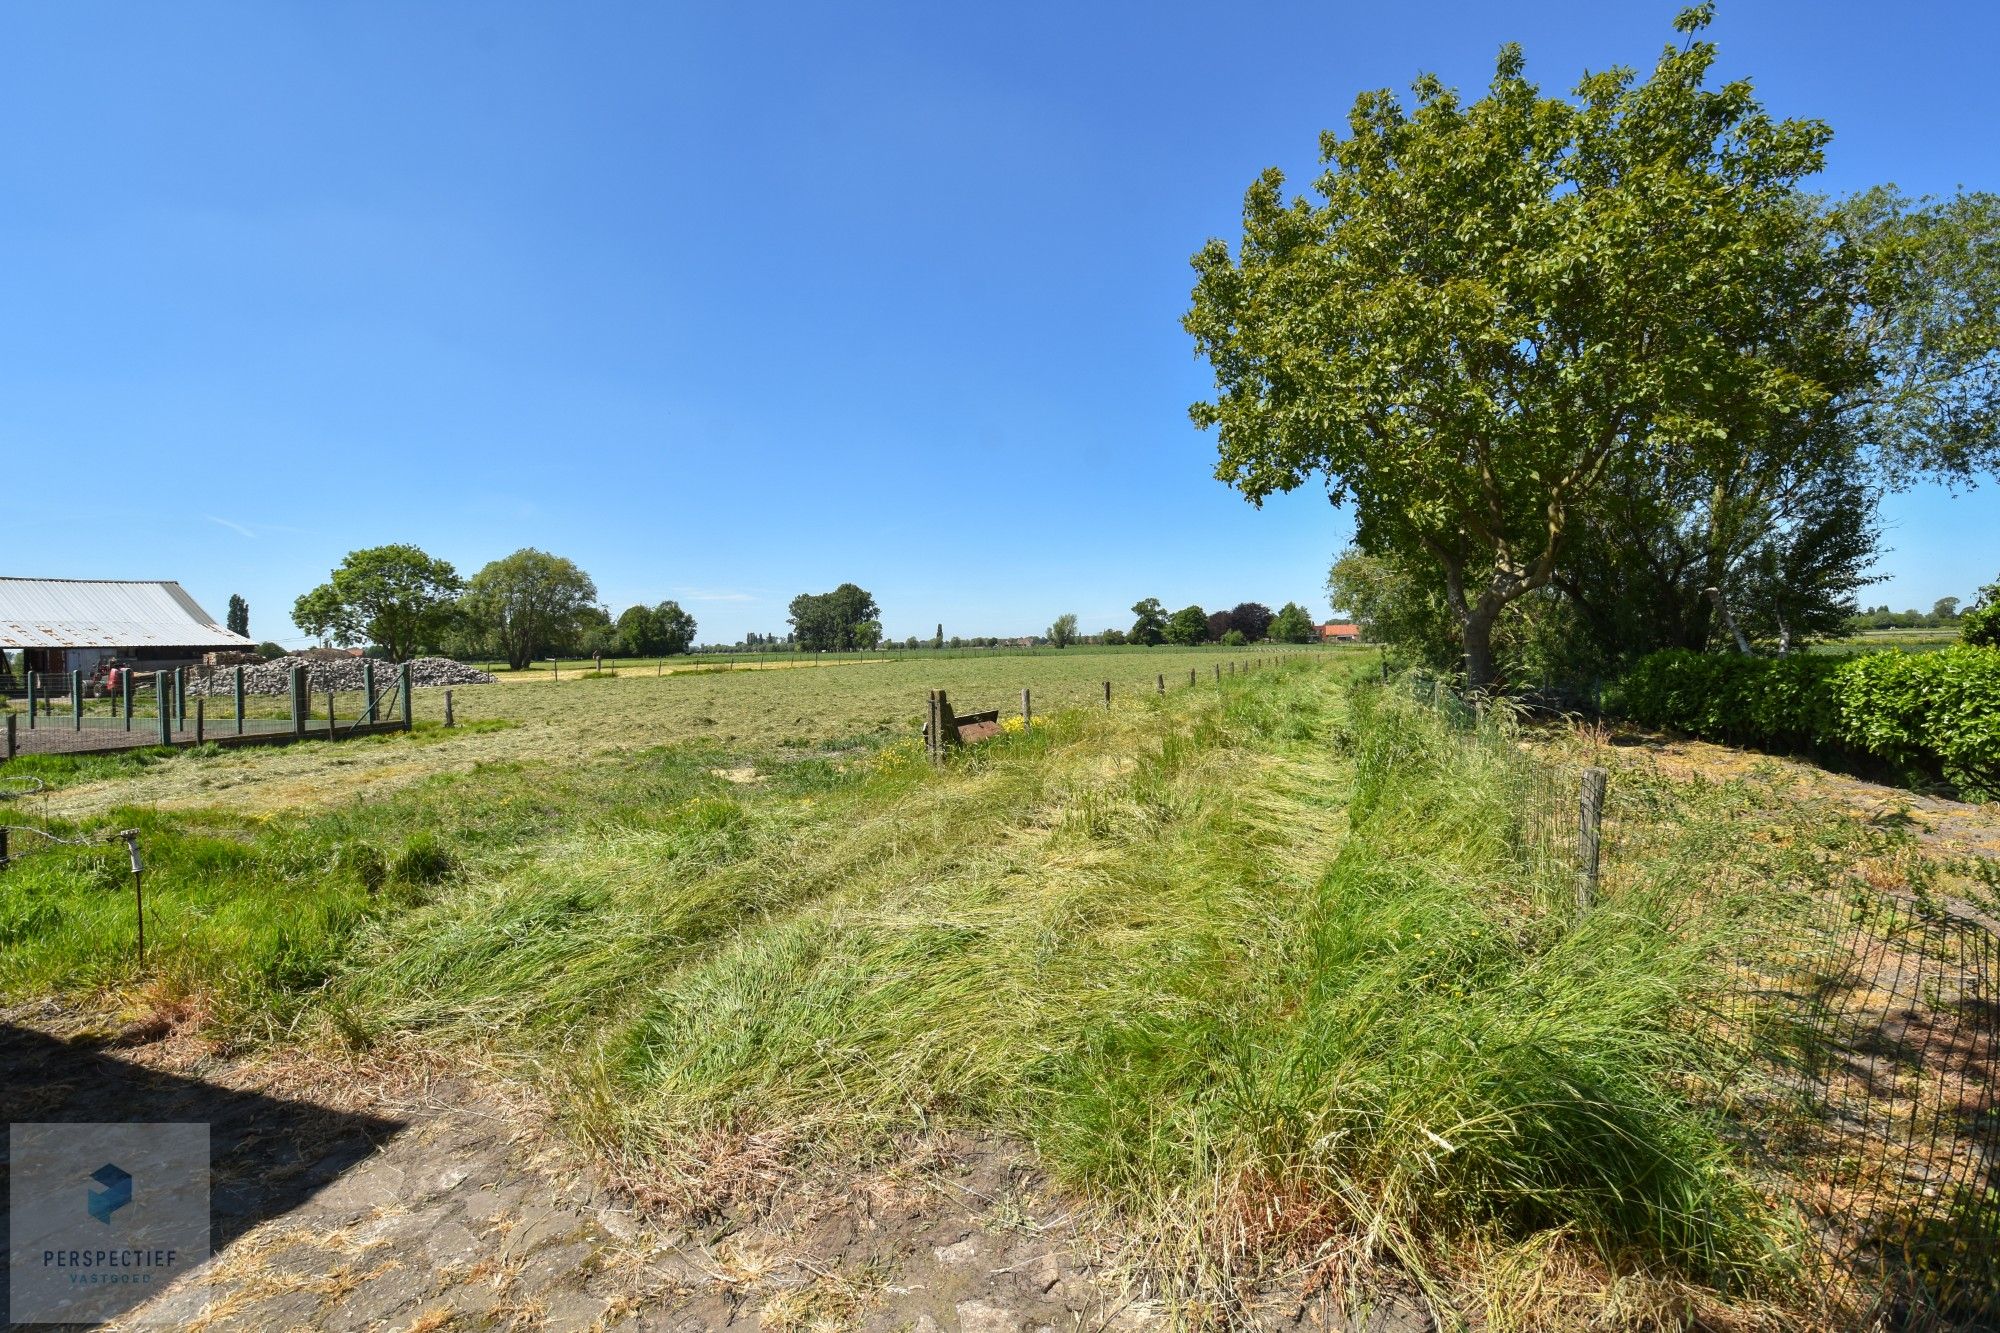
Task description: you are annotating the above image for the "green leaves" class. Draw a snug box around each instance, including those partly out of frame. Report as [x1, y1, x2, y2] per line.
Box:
[292, 544, 463, 663]
[1622, 645, 2000, 798]
[1185, 13, 1853, 686]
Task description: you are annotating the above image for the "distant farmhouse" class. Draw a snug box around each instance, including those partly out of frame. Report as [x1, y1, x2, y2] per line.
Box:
[1320, 622, 1362, 643]
[0, 577, 254, 682]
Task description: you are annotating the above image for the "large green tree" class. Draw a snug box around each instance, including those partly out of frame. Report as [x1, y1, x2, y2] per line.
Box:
[1047, 613, 1080, 648]
[1164, 604, 1209, 646]
[1129, 598, 1169, 646]
[616, 600, 698, 657]
[1268, 601, 1317, 644]
[226, 594, 249, 638]
[1186, 8, 1997, 688]
[462, 549, 599, 670]
[293, 544, 463, 663]
[788, 583, 880, 651]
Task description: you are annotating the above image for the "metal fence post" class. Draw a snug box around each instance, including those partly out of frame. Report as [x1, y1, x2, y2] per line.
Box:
[70, 669, 82, 731]
[290, 666, 306, 738]
[400, 662, 413, 730]
[326, 689, 337, 740]
[25, 671, 34, 729]
[174, 668, 185, 726]
[123, 670, 133, 731]
[234, 666, 246, 735]
[363, 660, 377, 723]
[155, 672, 172, 746]
[195, 696, 205, 745]
[1577, 767, 1608, 912]
[4, 712, 14, 762]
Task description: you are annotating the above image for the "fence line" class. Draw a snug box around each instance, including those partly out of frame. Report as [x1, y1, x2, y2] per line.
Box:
[1397, 667, 1998, 1321]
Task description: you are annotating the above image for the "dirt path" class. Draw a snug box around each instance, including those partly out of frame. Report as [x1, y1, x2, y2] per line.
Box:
[1, 1009, 1421, 1331]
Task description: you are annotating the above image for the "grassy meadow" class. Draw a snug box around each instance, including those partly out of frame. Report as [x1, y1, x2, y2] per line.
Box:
[0, 646, 1983, 1324]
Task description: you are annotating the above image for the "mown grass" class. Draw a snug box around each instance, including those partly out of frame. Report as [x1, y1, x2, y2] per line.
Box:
[1, 658, 1876, 1321]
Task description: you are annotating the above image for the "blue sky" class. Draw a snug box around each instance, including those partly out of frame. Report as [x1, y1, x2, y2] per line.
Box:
[3, 2, 1994, 645]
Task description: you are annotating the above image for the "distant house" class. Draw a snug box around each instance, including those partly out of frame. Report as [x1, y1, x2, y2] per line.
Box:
[0, 577, 254, 680]
[1320, 622, 1362, 642]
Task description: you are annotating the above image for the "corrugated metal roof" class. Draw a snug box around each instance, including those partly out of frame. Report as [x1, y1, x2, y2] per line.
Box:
[0, 577, 256, 650]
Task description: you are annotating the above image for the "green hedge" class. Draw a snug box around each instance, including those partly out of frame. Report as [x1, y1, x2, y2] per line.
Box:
[1621, 646, 2000, 799]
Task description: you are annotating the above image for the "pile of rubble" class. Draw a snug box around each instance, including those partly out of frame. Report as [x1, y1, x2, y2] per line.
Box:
[186, 655, 497, 696]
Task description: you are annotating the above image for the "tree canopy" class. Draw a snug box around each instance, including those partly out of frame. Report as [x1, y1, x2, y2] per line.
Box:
[226, 594, 249, 638]
[1268, 602, 1316, 644]
[462, 549, 599, 671]
[1186, 6, 2000, 686]
[1047, 613, 1080, 648]
[616, 601, 698, 657]
[293, 544, 462, 663]
[788, 584, 880, 651]
[1164, 604, 1209, 646]
[1129, 598, 1168, 646]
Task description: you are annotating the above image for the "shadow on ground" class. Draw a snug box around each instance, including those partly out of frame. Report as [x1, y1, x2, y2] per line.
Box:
[0, 1023, 406, 1326]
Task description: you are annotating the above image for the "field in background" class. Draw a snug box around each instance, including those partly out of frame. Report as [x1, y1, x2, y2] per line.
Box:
[21, 644, 1352, 818]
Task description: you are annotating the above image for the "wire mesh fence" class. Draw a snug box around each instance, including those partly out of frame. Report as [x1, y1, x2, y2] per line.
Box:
[1769, 896, 2000, 1324]
[1397, 667, 1999, 1322]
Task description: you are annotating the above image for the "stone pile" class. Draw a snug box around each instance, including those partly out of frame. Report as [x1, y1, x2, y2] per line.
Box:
[186, 655, 497, 697]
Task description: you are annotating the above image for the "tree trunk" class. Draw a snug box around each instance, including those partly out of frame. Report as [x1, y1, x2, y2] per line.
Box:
[1461, 607, 1499, 694]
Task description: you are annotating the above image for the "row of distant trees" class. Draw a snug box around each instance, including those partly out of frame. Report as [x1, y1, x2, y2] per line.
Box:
[287, 555, 1331, 666]
[1049, 599, 1319, 648]
[291, 545, 695, 667]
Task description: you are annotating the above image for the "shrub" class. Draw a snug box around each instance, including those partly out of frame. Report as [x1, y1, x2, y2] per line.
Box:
[1621, 646, 2000, 798]
[1962, 601, 2000, 649]
[1220, 629, 1248, 646]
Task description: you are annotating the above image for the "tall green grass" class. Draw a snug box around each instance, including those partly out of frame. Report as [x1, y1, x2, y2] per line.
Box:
[3, 660, 1818, 1313]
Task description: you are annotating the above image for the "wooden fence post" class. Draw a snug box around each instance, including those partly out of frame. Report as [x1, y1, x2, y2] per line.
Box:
[1102, 680, 1111, 708]
[326, 690, 337, 740]
[444, 689, 455, 728]
[156, 672, 172, 746]
[1213, 664, 1221, 683]
[1577, 767, 1608, 911]
[1021, 687, 1031, 730]
[1189, 668, 1196, 686]
[401, 662, 414, 730]
[4, 712, 14, 762]
[1157, 673, 1164, 694]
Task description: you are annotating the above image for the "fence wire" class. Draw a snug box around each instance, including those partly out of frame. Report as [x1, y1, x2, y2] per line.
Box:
[1400, 669, 1998, 1324]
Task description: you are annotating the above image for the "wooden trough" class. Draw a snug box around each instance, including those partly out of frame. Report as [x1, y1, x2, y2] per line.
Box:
[924, 689, 1001, 761]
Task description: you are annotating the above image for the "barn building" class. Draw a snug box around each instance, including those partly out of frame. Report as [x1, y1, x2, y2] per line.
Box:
[0, 577, 255, 686]
[1320, 621, 1362, 642]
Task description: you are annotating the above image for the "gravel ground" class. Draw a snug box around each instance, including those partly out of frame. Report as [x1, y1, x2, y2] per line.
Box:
[0, 1008, 1429, 1333]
